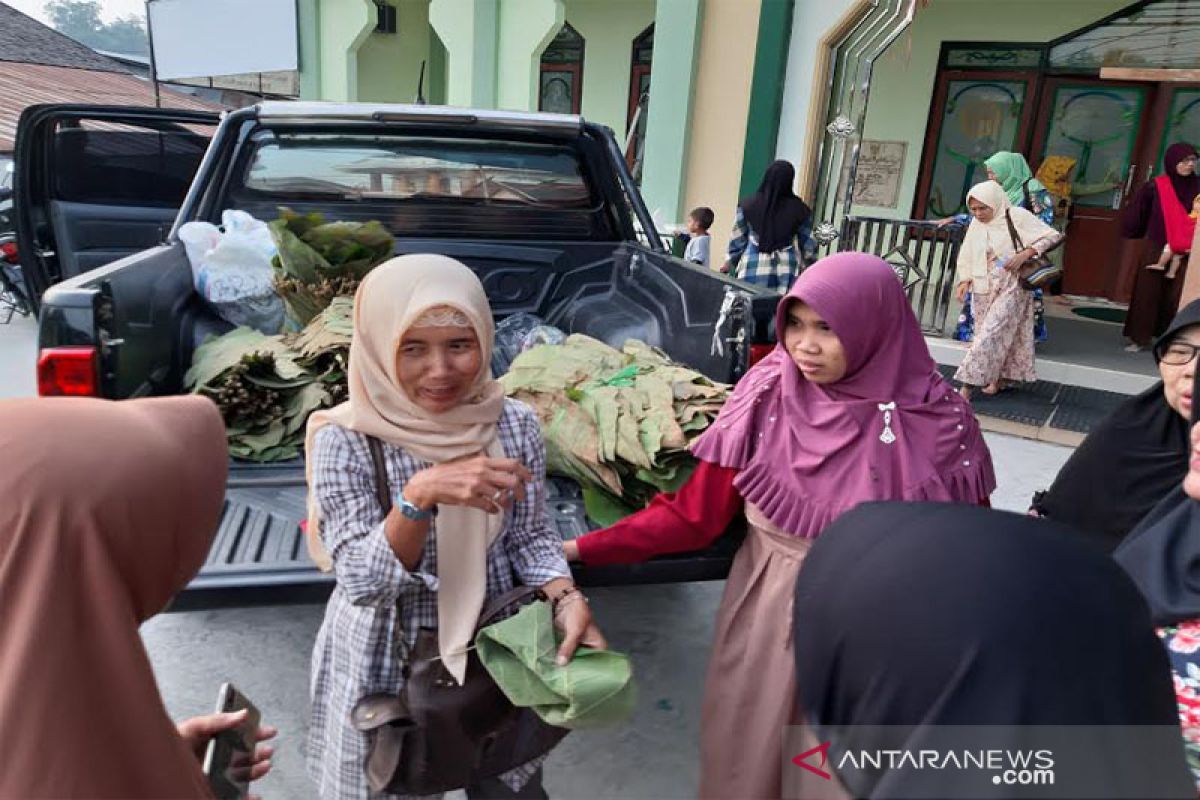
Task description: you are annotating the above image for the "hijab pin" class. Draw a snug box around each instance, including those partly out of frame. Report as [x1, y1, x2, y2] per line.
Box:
[878, 401, 897, 445]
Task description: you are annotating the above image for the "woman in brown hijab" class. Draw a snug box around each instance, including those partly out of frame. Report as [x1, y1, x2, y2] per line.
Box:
[0, 396, 274, 799]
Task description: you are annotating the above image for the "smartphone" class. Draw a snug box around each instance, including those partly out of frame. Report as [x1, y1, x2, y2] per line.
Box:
[202, 683, 261, 800]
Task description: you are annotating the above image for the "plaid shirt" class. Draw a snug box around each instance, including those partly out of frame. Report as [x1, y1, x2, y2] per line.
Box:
[306, 399, 570, 799]
[726, 205, 816, 292]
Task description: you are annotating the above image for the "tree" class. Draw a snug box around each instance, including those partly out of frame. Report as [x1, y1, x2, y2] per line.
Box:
[44, 0, 149, 57]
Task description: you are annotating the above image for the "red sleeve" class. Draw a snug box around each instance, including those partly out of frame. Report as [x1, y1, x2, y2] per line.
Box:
[574, 461, 743, 566]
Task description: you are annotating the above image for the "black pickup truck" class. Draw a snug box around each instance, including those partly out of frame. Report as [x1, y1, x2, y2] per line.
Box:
[15, 102, 778, 608]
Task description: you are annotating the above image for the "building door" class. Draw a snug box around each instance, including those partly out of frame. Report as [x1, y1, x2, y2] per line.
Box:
[1030, 78, 1155, 300]
[915, 70, 1040, 219]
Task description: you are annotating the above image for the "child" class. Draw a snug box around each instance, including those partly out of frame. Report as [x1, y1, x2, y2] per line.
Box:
[684, 207, 714, 267]
[1146, 194, 1200, 279]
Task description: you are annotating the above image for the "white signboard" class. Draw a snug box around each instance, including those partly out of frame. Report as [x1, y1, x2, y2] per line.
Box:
[853, 140, 908, 209]
[148, 0, 299, 81]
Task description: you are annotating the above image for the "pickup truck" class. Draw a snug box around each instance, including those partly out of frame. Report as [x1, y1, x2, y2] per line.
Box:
[15, 102, 779, 609]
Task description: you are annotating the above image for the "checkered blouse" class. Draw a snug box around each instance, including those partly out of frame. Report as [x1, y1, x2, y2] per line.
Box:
[726, 205, 817, 292]
[305, 398, 571, 799]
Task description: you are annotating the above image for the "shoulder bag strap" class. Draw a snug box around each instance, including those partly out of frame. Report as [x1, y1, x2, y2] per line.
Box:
[365, 435, 391, 514]
[1005, 209, 1026, 252]
[1022, 177, 1034, 210]
[476, 585, 545, 632]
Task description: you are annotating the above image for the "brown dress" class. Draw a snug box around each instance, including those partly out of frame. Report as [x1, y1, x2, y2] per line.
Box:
[700, 503, 813, 800]
[1122, 181, 1190, 346]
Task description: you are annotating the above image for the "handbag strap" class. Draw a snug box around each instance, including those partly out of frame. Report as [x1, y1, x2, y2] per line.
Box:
[365, 435, 392, 513]
[1004, 209, 1026, 252]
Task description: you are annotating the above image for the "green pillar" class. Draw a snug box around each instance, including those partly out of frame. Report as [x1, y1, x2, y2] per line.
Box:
[496, 0, 563, 112]
[430, 0, 499, 107]
[297, 0, 321, 100]
[316, 0, 375, 101]
[639, 0, 704, 224]
[738, 0, 795, 198]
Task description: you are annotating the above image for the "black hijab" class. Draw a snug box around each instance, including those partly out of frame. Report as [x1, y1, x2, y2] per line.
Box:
[1115, 348, 1200, 627]
[795, 502, 1192, 799]
[1163, 141, 1200, 209]
[1031, 300, 1200, 552]
[739, 160, 811, 253]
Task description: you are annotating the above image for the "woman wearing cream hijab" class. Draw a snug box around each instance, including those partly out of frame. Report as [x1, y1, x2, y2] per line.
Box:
[953, 181, 1062, 399]
[305, 254, 605, 799]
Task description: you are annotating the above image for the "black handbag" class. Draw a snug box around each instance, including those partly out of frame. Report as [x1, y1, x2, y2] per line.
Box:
[1005, 209, 1064, 291]
[349, 436, 568, 795]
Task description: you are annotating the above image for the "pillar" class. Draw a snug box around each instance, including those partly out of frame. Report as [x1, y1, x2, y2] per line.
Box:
[496, 0, 564, 111]
[429, 0, 499, 107]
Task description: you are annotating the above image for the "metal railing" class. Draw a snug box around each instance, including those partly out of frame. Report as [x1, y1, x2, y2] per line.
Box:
[837, 216, 966, 336]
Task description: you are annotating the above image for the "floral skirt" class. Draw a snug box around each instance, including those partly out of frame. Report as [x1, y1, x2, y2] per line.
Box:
[1158, 622, 1200, 788]
[953, 272, 1038, 388]
[955, 289, 1046, 343]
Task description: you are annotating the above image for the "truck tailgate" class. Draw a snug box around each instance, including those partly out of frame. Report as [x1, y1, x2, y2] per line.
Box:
[174, 465, 740, 611]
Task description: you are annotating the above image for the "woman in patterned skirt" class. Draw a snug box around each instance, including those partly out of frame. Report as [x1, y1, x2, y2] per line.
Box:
[953, 181, 1063, 400]
[304, 255, 606, 799]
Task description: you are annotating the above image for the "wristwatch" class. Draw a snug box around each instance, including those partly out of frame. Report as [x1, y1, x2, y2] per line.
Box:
[395, 491, 433, 521]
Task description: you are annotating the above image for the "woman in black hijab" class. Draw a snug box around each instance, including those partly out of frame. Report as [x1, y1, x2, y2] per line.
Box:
[1122, 142, 1200, 350]
[1029, 298, 1200, 552]
[721, 160, 813, 291]
[793, 502, 1192, 800]
[1116, 396, 1200, 789]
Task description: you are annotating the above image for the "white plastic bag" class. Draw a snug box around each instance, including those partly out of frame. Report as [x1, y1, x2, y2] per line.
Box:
[179, 210, 284, 334]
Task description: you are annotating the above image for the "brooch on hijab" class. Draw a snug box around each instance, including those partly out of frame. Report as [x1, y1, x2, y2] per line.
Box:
[878, 402, 897, 444]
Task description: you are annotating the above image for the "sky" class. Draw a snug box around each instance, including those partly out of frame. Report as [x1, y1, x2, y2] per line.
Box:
[5, 0, 146, 25]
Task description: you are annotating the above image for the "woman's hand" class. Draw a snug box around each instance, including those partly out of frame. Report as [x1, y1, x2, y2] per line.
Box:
[935, 216, 957, 227]
[406, 455, 532, 514]
[552, 592, 608, 666]
[177, 709, 277, 792]
[719, 260, 733, 274]
[955, 280, 972, 303]
[1006, 248, 1034, 273]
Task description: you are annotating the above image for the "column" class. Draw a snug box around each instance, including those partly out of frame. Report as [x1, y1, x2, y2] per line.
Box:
[316, 0, 375, 101]
[496, 0, 564, 112]
[429, 0, 499, 107]
[639, 0, 704, 225]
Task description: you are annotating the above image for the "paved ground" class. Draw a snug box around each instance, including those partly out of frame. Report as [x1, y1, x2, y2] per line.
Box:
[1, 313, 1075, 798]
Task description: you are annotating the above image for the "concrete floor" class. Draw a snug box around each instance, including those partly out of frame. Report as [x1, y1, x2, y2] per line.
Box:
[2, 311, 1076, 798]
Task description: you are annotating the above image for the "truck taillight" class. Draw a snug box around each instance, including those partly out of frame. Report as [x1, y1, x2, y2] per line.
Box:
[750, 344, 773, 367]
[38, 347, 99, 397]
[0, 241, 16, 265]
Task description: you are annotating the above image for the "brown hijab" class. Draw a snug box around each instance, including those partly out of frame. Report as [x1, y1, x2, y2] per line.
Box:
[0, 396, 228, 799]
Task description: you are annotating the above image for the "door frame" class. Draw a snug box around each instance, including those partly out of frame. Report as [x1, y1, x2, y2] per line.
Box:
[912, 68, 1042, 219]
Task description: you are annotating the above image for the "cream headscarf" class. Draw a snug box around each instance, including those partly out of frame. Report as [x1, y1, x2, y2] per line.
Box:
[305, 254, 507, 684]
[955, 180, 1056, 294]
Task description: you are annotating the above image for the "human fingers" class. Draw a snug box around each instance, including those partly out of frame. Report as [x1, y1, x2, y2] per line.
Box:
[481, 457, 533, 484]
[580, 621, 608, 651]
[254, 724, 279, 743]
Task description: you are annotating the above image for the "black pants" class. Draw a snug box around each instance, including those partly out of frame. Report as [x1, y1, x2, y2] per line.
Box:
[465, 768, 548, 800]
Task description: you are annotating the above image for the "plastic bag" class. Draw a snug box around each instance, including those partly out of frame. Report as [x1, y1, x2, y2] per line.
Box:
[180, 210, 285, 334]
[491, 313, 566, 377]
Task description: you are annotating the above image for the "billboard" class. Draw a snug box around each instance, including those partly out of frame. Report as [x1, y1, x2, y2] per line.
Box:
[147, 0, 299, 81]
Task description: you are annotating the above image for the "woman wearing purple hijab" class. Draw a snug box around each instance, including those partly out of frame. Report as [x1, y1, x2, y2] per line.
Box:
[564, 252, 996, 799]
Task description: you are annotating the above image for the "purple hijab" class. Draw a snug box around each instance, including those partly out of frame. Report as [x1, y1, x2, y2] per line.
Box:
[692, 252, 995, 537]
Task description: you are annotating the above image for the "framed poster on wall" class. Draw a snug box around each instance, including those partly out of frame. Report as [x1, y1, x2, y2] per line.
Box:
[853, 140, 908, 208]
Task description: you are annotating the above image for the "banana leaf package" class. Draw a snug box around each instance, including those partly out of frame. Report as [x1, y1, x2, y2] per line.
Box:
[476, 600, 636, 729]
[500, 335, 728, 525]
[269, 208, 394, 328]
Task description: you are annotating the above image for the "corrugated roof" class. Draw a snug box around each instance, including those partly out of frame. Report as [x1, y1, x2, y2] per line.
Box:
[0, 2, 129, 72]
[0, 62, 223, 151]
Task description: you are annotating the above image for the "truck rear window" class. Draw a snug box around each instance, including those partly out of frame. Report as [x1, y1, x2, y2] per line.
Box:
[233, 133, 616, 241]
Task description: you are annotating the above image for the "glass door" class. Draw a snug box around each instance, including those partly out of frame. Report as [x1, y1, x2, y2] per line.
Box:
[1032, 79, 1153, 299]
[915, 71, 1037, 219]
